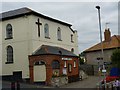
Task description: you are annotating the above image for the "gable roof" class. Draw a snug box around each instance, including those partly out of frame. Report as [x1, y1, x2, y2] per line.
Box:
[84, 35, 120, 53]
[0, 7, 72, 27]
[32, 45, 78, 57]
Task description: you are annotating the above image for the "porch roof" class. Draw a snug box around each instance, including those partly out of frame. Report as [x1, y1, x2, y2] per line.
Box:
[32, 45, 78, 57]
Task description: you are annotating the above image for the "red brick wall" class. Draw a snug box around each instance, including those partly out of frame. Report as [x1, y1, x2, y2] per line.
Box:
[29, 55, 79, 85]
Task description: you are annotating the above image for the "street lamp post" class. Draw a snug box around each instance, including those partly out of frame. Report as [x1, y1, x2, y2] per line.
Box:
[95, 6, 106, 89]
[95, 6, 104, 62]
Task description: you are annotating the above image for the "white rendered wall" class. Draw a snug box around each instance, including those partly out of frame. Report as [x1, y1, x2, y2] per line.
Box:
[2, 16, 30, 78]
[0, 22, 2, 76]
[29, 15, 79, 55]
[1, 14, 79, 79]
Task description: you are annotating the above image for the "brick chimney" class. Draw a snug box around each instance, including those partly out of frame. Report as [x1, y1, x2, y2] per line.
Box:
[104, 28, 111, 42]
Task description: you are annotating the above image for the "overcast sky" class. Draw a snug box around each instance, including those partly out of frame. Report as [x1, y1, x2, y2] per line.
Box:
[0, 1, 119, 53]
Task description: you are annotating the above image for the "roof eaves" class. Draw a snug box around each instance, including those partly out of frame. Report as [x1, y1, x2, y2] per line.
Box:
[84, 47, 120, 53]
[0, 7, 72, 27]
[0, 12, 32, 21]
[32, 11, 72, 27]
[32, 53, 78, 57]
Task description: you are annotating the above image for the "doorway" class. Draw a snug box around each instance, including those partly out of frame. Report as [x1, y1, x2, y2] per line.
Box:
[33, 61, 46, 82]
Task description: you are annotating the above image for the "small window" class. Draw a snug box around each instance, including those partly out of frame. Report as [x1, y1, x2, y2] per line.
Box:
[44, 23, 50, 38]
[71, 34, 74, 42]
[6, 45, 13, 64]
[6, 24, 13, 39]
[73, 60, 76, 67]
[64, 61, 67, 68]
[71, 48, 74, 53]
[68, 64, 72, 73]
[57, 27, 62, 41]
[52, 60, 60, 69]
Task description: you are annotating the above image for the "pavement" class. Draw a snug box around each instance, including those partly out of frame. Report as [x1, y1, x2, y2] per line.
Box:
[1, 76, 103, 89]
[1, 80, 51, 89]
[60, 76, 103, 88]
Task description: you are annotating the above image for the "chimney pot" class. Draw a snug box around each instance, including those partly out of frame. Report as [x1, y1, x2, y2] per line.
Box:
[104, 28, 111, 42]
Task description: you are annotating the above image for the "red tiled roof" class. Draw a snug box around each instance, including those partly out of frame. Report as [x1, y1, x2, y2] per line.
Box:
[84, 35, 120, 52]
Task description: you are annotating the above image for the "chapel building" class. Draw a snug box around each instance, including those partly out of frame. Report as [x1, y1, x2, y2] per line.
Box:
[0, 7, 79, 85]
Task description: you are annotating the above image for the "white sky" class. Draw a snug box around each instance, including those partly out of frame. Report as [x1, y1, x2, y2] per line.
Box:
[0, 1, 119, 53]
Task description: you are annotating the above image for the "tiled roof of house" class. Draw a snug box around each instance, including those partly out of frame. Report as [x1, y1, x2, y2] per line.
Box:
[0, 7, 72, 27]
[32, 45, 78, 57]
[84, 35, 120, 53]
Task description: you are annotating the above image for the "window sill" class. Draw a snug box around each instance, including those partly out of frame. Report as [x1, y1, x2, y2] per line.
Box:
[52, 68, 60, 69]
[58, 39, 62, 41]
[5, 62, 13, 64]
[5, 37, 13, 40]
[45, 37, 50, 39]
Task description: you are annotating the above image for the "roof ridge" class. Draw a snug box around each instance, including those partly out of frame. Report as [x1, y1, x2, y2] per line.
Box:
[114, 35, 120, 43]
[0, 7, 72, 27]
[1, 7, 32, 14]
[32, 44, 77, 57]
[84, 35, 120, 52]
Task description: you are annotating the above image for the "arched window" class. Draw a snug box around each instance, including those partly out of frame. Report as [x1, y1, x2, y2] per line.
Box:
[6, 24, 13, 39]
[52, 60, 60, 69]
[71, 34, 74, 42]
[34, 61, 45, 65]
[57, 27, 61, 41]
[44, 23, 49, 38]
[6, 46, 13, 63]
[71, 48, 74, 53]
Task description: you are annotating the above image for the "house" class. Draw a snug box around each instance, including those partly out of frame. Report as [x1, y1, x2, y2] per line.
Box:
[0, 7, 79, 85]
[84, 28, 120, 66]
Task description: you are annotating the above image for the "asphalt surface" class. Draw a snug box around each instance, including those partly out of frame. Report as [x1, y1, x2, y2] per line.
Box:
[1, 76, 103, 89]
[60, 76, 103, 88]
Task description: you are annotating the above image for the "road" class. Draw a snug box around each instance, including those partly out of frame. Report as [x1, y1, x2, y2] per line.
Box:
[1, 76, 103, 89]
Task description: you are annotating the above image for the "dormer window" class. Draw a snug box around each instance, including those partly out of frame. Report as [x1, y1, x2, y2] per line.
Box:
[6, 24, 13, 39]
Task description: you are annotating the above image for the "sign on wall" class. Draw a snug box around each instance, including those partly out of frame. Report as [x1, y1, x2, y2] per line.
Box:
[63, 68, 67, 75]
[62, 58, 72, 60]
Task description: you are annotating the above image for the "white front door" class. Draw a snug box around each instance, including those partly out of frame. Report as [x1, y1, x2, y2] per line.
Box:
[34, 65, 46, 82]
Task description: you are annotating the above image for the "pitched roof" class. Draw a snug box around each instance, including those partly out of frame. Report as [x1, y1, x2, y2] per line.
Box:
[32, 45, 78, 57]
[84, 35, 120, 53]
[0, 7, 72, 27]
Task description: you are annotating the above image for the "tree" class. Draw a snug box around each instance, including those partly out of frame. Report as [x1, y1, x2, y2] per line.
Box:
[111, 49, 120, 68]
[79, 52, 85, 65]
